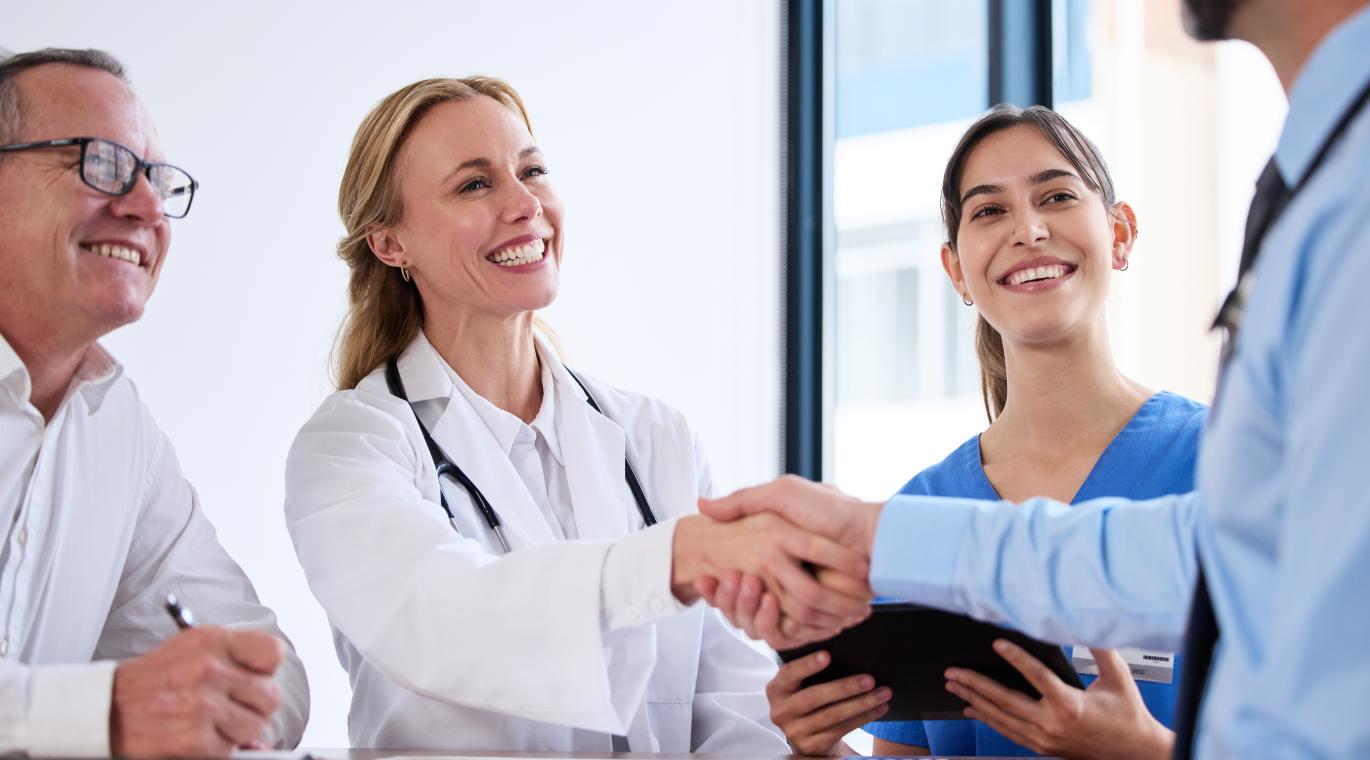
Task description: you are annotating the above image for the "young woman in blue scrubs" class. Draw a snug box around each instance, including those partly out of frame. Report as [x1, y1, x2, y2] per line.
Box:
[701, 105, 1203, 759]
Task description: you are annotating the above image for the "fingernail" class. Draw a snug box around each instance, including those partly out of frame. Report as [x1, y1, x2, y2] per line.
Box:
[944, 668, 960, 680]
[816, 651, 828, 665]
[875, 687, 892, 701]
[859, 675, 874, 689]
[945, 681, 960, 695]
[993, 639, 1009, 653]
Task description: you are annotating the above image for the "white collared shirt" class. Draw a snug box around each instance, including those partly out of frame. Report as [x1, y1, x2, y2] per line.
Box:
[0, 335, 308, 757]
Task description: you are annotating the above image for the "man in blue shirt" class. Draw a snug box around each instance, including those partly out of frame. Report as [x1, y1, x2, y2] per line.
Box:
[701, 0, 1370, 756]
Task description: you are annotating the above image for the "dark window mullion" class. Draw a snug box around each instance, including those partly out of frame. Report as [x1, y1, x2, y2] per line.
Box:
[783, 0, 826, 479]
[988, 0, 1055, 108]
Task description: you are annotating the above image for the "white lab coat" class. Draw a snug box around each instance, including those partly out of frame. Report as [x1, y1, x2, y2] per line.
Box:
[284, 334, 786, 751]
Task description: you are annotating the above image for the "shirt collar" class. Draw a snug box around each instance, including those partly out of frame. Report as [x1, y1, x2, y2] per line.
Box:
[72, 343, 122, 412]
[0, 332, 26, 395]
[0, 332, 122, 413]
[1275, 4, 1370, 185]
[430, 332, 564, 465]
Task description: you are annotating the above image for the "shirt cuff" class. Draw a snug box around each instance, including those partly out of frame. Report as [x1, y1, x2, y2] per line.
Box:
[870, 495, 980, 608]
[601, 515, 690, 630]
[28, 661, 117, 758]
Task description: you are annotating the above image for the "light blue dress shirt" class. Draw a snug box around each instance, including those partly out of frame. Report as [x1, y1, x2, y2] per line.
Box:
[869, 7, 1370, 758]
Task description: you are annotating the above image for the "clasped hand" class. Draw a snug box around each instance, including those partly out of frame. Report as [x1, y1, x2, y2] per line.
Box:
[674, 475, 885, 649]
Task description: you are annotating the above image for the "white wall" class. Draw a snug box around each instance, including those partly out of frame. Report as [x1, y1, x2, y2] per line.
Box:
[5, 1, 781, 746]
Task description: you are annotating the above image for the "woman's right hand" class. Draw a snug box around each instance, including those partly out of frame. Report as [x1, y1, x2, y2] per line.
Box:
[765, 649, 892, 756]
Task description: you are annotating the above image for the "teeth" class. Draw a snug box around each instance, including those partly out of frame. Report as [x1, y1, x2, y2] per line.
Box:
[487, 239, 546, 267]
[83, 243, 141, 266]
[1007, 264, 1068, 287]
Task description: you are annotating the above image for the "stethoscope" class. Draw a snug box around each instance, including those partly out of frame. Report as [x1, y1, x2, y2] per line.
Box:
[385, 357, 657, 553]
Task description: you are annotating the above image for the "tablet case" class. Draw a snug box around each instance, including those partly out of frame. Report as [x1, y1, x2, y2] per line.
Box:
[778, 602, 1084, 721]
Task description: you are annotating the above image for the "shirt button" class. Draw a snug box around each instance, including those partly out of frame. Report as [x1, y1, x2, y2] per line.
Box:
[16, 528, 26, 547]
[1, 639, 8, 657]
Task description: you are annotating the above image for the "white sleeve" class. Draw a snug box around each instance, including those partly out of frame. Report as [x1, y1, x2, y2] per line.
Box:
[285, 393, 682, 734]
[0, 659, 117, 757]
[94, 427, 310, 748]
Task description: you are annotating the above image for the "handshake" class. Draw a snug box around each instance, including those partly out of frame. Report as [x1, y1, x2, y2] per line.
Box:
[669, 475, 886, 650]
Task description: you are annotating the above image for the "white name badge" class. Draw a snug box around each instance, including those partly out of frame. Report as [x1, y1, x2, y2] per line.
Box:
[1071, 646, 1175, 684]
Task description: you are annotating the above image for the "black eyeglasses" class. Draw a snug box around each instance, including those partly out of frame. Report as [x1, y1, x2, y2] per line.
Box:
[0, 136, 198, 218]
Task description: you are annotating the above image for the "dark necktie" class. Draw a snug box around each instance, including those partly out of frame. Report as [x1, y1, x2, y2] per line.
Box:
[1171, 158, 1289, 760]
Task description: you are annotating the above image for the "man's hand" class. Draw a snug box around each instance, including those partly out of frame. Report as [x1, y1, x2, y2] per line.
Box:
[945, 641, 1174, 760]
[699, 475, 884, 559]
[110, 626, 285, 758]
[672, 512, 872, 631]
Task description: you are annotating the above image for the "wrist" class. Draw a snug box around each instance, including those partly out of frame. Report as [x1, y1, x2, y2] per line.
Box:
[670, 514, 705, 603]
[857, 500, 884, 558]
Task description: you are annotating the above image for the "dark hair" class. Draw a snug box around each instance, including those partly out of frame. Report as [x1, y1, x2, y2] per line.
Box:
[0, 48, 128, 143]
[940, 103, 1118, 422]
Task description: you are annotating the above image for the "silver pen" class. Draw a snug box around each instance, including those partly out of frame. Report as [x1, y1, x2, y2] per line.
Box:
[164, 592, 195, 630]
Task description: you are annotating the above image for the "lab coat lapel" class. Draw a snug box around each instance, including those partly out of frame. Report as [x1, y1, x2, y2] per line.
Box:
[399, 337, 557, 548]
[544, 345, 635, 542]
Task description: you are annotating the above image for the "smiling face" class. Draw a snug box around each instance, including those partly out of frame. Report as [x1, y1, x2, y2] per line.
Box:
[371, 95, 564, 321]
[0, 64, 171, 341]
[944, 124, 1133, 348]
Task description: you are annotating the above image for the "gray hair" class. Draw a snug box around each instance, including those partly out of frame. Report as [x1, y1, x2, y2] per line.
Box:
[0, 48, 128, 143]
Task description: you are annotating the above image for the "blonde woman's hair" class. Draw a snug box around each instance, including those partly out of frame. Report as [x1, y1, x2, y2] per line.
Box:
[332, 75, 540, 389]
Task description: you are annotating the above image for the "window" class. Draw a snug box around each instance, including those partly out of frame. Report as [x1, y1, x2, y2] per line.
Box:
[785, 0, 1284, 500]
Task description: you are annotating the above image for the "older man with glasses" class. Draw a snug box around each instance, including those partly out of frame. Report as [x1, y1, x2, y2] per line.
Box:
[0, 48, 308, 757]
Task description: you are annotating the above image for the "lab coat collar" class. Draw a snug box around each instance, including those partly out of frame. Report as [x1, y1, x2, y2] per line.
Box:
[544, 342, 637, 542]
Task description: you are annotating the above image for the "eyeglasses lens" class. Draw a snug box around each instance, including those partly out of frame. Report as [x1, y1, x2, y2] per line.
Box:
[82, 139, 196, 218]
[82, 139, 133, 194]
[151, 165, 195, 218]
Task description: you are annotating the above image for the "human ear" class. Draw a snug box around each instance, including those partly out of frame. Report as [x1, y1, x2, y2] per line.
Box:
[1110, 201, 1138, 270]
[366, 226, 407, 270]
[940, 242, 971, 303]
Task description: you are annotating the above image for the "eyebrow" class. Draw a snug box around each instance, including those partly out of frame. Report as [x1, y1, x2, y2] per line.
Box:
[959, 168, 1083, 207]
[443, 146, 542, 185]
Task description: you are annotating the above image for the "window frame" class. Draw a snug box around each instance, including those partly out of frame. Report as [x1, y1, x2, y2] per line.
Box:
[782, 0, 1057, 478]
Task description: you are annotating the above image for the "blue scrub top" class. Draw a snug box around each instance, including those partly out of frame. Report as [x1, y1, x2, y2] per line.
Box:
[865, 391, 1206, 756]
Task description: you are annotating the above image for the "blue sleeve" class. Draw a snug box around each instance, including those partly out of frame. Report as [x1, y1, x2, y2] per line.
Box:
[1222, 179, 1370, 757]
[869, 492, 1200, 650]
[863, 719, 928, 748]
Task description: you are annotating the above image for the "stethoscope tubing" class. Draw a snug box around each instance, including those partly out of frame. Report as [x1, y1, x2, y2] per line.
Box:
[385, 357, 657, 550]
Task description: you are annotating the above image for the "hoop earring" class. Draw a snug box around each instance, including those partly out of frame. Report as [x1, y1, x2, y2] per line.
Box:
[962, 295, 974, 306]
[400, 266, 411, 282]
[1119, 259, 1130, 272]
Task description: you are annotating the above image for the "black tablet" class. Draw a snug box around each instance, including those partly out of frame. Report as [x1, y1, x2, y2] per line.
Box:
[778, 602, 1083, 721]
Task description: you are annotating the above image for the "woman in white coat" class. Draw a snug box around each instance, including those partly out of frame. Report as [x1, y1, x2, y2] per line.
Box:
[284, 76, 871, 752]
